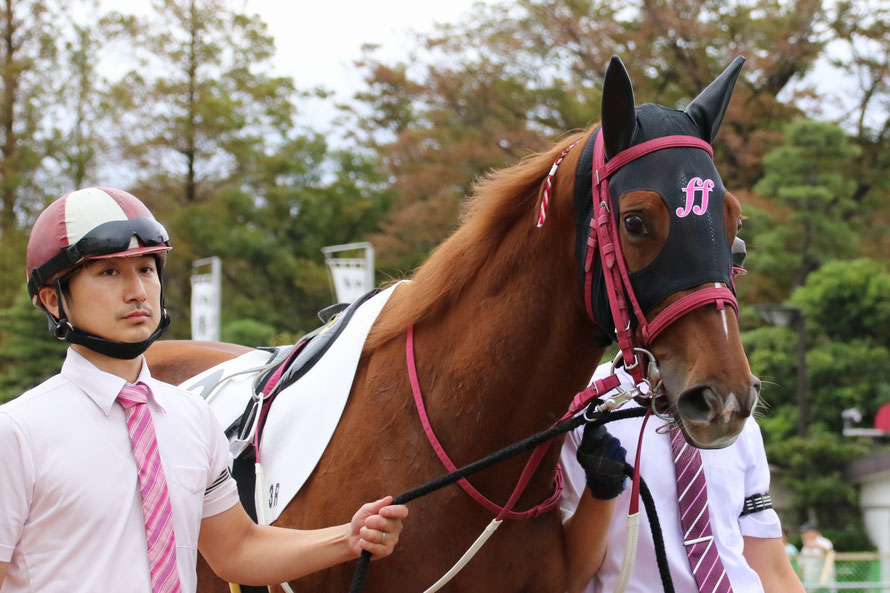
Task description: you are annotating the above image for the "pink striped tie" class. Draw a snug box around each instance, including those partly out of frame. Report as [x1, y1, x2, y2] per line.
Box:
[670, 428, 733, 593]
[118, 383, 182, 593]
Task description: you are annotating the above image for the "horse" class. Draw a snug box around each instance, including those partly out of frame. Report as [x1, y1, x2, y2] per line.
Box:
[147, 55, 759, 593]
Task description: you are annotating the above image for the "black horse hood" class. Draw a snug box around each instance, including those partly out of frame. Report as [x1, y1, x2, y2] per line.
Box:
[611, 103, 732, 313]
[574, 56, 744, 339]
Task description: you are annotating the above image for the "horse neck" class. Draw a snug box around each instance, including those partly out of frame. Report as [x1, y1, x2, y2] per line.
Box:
[409, 220, 606, 506]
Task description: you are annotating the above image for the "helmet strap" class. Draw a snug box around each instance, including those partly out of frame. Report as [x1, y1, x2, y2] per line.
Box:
[47, 274, 170, 360]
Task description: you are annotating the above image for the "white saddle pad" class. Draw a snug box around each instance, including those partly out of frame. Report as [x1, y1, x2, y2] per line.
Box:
[179, 283, 399, 522]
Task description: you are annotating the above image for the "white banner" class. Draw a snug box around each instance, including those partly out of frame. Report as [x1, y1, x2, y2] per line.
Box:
[191, 257, 221, 341]
[328, 259, 369, 304]
[322, 242, 374, 304]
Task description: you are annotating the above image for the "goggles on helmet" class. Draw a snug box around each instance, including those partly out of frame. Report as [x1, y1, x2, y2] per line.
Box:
[28, 216, 170, 297]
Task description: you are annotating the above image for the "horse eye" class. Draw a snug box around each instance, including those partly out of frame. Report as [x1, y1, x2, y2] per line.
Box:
[623, 214, 647, 236]
[737, 218, 744, 232]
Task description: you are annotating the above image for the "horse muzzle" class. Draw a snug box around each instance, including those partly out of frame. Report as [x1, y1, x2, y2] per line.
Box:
[673, 375, 761, 449]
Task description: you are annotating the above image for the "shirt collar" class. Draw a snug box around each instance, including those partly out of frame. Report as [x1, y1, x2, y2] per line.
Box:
[61, 348, 167, 416]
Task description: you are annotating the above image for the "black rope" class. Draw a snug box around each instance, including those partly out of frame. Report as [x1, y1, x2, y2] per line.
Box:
[347, 406, 661, 593]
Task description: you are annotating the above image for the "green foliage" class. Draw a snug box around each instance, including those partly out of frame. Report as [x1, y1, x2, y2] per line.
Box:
[0, 289, 67, 403]
[160, 136, 393, 339]
[752, 120, 862, 291]
[791, 259, 890, 347]
[0, 0, 68, 305]
[745, 255, 890, 545]
[221, 319, 276, 348]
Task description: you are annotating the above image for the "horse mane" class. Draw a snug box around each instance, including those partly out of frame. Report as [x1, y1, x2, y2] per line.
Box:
[365, 128, 591, 351]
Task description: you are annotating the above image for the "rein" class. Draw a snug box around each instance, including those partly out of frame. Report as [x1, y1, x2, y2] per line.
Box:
[347, 402, 674, 593]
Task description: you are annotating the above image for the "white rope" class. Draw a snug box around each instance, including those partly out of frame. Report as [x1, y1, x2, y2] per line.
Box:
[254, 462, 268, 526]
[613, 512, 640, 593]
[421, 519, 503, 593]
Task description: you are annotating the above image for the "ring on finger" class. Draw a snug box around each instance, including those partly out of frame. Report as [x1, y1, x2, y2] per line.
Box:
[381, 530, 387, 544]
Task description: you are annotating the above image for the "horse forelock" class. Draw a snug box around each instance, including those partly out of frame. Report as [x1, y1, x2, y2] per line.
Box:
[365, 129, 591, 351]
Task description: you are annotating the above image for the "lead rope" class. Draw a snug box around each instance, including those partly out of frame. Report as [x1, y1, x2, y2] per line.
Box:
[347, 406, 674, 593]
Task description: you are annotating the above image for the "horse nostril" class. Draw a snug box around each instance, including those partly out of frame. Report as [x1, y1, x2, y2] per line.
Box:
[677, 386, 720, 423]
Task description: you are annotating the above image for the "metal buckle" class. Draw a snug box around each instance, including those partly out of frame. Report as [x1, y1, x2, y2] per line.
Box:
[589, 385, 642, 416]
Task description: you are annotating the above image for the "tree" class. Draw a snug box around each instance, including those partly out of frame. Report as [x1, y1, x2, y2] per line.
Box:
[105, 0, 297, 205]
[49, 11, 109, 191]
[97, 0, 396, 337]
[163, 135, 394, 339]
[0, 0, 66, 305]
[743, 258, 890, 544]
[751, 119, 861, 293]
[825, 0, 890, 261]
[0, 288, 67, 403]
[347, 0, 829, 273]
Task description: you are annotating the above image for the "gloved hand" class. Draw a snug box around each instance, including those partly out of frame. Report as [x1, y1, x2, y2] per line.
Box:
[576, 422, 628, 500]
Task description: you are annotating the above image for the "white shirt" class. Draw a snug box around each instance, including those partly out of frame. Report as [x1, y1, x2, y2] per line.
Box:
[0, 348, 240, 593]
[560, 366, 781, 593]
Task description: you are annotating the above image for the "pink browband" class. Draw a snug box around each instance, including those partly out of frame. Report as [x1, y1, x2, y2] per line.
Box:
[585, 132, 737, 384]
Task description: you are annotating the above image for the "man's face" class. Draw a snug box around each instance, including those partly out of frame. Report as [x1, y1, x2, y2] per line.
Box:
[44, 255, 162, 344]
[801, 529, 819, 546]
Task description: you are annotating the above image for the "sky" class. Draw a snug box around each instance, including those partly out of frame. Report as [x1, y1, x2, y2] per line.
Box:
[248, 0, 486, 94]
[246, 0, 493, 139]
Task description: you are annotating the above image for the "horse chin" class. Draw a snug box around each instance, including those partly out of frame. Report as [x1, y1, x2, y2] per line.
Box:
[676, 418, 742, 450]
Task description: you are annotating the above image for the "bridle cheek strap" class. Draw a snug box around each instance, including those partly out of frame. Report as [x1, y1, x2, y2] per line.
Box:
[586, 132, 728, 383]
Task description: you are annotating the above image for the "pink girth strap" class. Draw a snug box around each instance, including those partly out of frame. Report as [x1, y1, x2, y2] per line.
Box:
[406, 326, 563, 520]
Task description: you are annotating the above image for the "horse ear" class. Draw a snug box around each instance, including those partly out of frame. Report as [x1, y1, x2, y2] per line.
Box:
[685, 56, 745, 143]
[601, 55, 636, 160]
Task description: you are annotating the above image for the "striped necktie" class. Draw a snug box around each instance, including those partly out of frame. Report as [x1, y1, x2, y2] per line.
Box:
[670, 427, 733, 593]
[118, 382, 182, 593]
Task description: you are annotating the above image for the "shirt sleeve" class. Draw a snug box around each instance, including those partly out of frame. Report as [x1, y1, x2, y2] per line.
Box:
[200, 405, 240, 518]
[559, 425, 586, 523]
[0, 412, 35, 562]
[738, 419, 782, 539]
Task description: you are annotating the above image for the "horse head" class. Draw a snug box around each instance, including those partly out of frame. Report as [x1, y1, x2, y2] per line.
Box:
[571, 56, 758, 448]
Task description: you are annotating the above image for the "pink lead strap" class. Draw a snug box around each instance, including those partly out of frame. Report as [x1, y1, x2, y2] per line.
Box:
[406, 325, 563, 520]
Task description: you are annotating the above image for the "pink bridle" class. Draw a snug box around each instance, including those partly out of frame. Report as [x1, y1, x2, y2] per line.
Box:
[581, 130, 738, 384]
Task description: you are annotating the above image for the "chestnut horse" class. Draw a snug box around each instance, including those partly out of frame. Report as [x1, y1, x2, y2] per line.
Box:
[148, 56, 759, 592]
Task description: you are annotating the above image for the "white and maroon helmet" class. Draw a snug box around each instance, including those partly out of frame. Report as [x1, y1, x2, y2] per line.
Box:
[26, 187, 172, 358]
[27, 187, 171, 299]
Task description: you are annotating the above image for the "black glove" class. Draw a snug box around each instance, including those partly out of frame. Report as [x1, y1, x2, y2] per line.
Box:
[576, 422, 628, 500]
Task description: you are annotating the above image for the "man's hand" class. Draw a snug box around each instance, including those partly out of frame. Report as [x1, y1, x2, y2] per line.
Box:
[576, 423, 627, 500]
[347, 496, 409, 560]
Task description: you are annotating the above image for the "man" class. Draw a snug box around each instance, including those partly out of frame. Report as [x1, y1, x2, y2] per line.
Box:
[0, 187, 408, 592]
[562, 363, 803, 593]
[798, 522, 835, 589]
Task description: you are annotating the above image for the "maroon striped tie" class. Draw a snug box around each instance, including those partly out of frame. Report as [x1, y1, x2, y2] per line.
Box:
[670, 428, 733, 593]
[118, 383, 182, 593]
